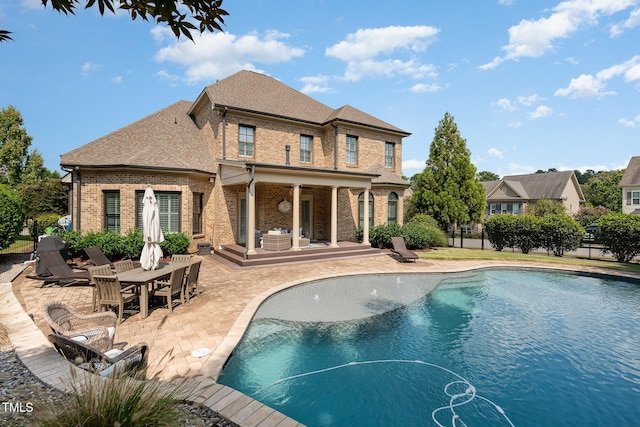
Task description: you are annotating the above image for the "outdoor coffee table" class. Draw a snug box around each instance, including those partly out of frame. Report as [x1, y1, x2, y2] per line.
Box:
[116, 262, 188, 319]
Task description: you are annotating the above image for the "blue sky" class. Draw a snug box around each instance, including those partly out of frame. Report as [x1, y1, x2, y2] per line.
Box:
[1, 0, 639, 178]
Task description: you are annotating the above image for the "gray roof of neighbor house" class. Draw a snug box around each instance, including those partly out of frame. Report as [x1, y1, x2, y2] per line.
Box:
[485, 171, 583, 201]
[60, 101, 215, 174]
[196, 70, 410, 135]
[619, 156, 640, 187]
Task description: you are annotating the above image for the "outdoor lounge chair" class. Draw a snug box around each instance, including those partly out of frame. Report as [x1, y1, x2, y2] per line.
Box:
[48, 333, 147, 377]
[390, 237, 419, 262]
[84, 246, 114, 268]
[26, 251, 90, 286]
[42, 301, 117, 353]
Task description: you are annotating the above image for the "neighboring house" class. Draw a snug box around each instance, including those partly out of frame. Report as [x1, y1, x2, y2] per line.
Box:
[620, 156, 640, 214]
[60, 70, 410, 253]
[483, 171, 585, 217]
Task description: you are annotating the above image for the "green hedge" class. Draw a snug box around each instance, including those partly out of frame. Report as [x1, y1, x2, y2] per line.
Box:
[58, 229, 191, 260]
[359, 221, 448, 249]
[0, 184, 26, 250]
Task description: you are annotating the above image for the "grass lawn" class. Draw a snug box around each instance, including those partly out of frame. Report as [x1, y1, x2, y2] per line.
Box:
[0, 235, 34, 255]
[419, 246, 640, 275]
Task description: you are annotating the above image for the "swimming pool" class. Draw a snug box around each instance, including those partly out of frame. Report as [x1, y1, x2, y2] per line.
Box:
[218, 269, 640, 426]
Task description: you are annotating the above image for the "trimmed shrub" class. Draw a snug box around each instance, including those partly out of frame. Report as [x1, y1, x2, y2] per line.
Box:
[368, 223, 402, 248]
[597, 213, 640, 263]
[407, 213, 439, 228]
[400, 222, 432, 249]
[511, 215, 540, 254]
[120, 228, 144, 260]
[538, 214, 583, 257]
[484, 214, 517, 251]
[160, 232, 191, 256]
[0, 184, 26, 250]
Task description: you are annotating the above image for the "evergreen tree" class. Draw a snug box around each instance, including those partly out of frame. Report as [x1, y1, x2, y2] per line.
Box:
[0, 105, 32, 186]
[410, 112, 486, 228]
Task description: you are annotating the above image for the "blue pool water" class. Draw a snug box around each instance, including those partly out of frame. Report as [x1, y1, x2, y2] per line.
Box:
[218, 269, 640, 426]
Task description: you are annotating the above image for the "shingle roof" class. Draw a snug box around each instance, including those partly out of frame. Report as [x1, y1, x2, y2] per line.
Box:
[619, 156, 640, 187]
[200, 70, 410, 135]
[488, 171, 576, 200]
[60, 101, 215, 174]
[365, 165, 410, 186]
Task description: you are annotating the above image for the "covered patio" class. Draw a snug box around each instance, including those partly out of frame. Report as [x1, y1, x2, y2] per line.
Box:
[217, 160, 379, 260]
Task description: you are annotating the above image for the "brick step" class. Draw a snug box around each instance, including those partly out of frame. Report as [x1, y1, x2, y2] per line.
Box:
[213, 245, 381, 267]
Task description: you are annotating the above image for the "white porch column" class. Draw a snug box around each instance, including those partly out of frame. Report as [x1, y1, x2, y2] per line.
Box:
[291, 184, 301, 251]
[246, 180, 257, 255]
[330, 186, 338, 248]
[362, 187, 370, 246]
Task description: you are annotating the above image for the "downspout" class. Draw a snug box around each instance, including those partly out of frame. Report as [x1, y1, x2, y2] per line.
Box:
[244, 164, 255, 259]
[75, 166, 81, 232]
[331, 120, 338, 170]
[221, 106, 228, 160]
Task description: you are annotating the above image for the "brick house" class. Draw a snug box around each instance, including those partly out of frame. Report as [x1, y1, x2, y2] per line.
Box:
[482, 171, 585, 217]
[60, 70, 411, 254]
[620, 156, 640, 214]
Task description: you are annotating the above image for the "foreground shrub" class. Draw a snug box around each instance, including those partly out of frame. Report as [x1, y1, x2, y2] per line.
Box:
[367, 223, 402, 248]
[0, 184, 25, 250]
[598, 213, 640, 262]
[407, 213, 439, 228]
[538, 214, 583, 257]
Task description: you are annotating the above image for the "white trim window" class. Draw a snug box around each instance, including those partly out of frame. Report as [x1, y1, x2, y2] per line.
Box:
[239, 125, 255, 157]
[300, 135, 312, 163]
[137, 191, 181, 233]
[384, 142, 394, 168]
[346, 135, 358, 164]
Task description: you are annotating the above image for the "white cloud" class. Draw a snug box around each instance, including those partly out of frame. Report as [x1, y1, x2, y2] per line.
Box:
[480, 0, 636, 70]
[508, 121, 523, 128]
[555, 55, 640, 98]
[529, 105, 553, 119]
[410, 82, 442, 93]
[496, 98, 517, 112]
[154, 29, 304, 84]
[111, 76, 122, 84]
[610, 7, 640, 36]
[508, 162, 537, 175]
[402, 159, 426, 171]
[499, 0, 515, 5]
[517, 94, 545, 106]
[80, 62, 102, 78]
[299, 75, 335, 94]
[619, 114, 640, 127]
[488, 148, 505, 158]
[325, 25, 440, 83]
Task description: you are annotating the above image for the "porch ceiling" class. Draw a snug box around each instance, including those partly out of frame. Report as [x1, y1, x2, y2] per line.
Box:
[218, 160, 377, 188]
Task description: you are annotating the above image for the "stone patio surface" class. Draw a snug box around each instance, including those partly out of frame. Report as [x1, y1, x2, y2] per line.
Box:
[6, 251, 640, 426]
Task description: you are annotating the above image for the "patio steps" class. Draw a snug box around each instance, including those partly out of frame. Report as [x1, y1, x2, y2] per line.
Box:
[212, 243, 382, 267]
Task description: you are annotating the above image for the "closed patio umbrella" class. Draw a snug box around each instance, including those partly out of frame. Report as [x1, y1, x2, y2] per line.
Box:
[140, 186, 164, 270]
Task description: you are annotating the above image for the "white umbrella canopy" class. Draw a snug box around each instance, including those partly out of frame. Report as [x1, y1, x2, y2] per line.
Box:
[140, 186, 164, 270]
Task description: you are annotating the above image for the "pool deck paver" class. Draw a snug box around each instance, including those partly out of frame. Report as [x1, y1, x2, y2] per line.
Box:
[4, 251, 640, 426]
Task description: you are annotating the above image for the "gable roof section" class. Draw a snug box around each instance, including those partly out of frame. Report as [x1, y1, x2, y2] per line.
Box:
[60, 101, 215, 174]
[486, 171, 584, 201]
[365, 165, 410, 187]
[194, 70, 409, 135]
[620, 156, 640, 187]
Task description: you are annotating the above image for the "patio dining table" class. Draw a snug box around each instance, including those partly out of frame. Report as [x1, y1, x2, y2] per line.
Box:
[116, 262, 188, 319]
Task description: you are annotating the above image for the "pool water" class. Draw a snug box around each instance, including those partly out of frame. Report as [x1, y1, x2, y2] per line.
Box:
[218, 269, 640, 427]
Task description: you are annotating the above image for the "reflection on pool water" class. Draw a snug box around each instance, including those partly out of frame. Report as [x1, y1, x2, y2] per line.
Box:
[218, 269, 640, 427]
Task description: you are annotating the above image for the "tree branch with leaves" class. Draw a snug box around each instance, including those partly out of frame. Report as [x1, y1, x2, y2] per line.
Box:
[1, 0, 229, 42]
